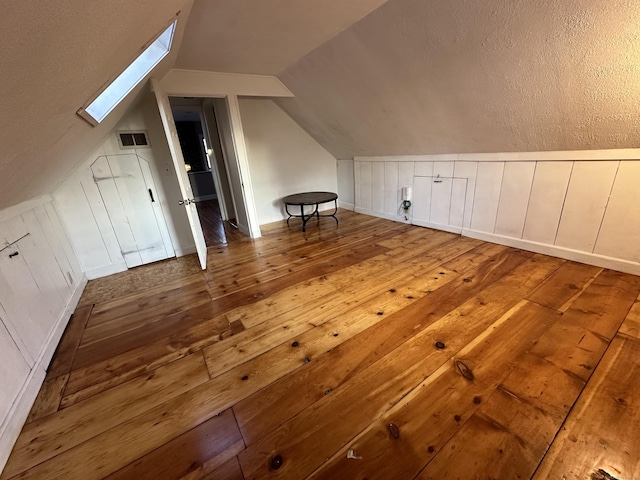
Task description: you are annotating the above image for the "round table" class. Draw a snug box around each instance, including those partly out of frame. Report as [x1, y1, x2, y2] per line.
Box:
[282, 191, 339, 232]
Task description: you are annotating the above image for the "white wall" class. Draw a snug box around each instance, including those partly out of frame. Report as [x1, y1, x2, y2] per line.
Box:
[54, 91, 195, 279]
[0, 196, 85, 471]
[239, 98, 338, 224]
[354, 149, 640, 275]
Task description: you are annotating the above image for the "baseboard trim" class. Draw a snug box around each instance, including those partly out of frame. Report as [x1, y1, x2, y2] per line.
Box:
[412, 219, 462, 234]
[353, 206, 640, 275]
[354, 207, 411, 224]
[239, 223, 253, 238]
[175, 245, 197, 257]
[338, 201, 355, 211]
[85, 261, 128, 280]
[462, 229, 640, 276]
[0, 275, 87, 472]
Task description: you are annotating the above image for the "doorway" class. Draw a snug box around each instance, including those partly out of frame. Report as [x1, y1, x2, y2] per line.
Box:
[169, 98, 241, 246]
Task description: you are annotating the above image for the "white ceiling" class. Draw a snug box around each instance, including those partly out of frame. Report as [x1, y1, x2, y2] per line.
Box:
[175, 0, 391, 74]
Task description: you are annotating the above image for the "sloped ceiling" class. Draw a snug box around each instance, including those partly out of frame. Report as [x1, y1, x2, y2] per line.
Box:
[1, 0, 390, 210]
[0, 0, 193, 210]
[175, 0, 391, 74]
[6, 0, 640, 210]
[276, 0, 640, 158]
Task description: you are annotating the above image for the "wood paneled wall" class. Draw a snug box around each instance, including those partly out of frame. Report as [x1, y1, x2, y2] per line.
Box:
[0, 196, 85, 471]
[354, 150, 640, 275]
[54, 93, 196, 280]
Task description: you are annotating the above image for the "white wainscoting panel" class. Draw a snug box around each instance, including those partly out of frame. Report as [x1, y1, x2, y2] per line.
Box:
[353, 150, 640, 275]
[453, 161, 477, 229]
[371, 162, 385, 214]
[383, 162, 399, 216]
[470, 162, 504, 233]
[594, 161, 640, 262]
[412, 176, 432, 225]
[522, 162, 573, 245]
[0, 197, 85, 472]
[554, 161, 619, 253]
[494, 162, 536, 238]
[358, 161, 373, 211]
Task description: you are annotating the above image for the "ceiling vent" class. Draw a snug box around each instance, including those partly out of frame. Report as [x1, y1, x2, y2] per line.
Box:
[117, 131, 150, 149]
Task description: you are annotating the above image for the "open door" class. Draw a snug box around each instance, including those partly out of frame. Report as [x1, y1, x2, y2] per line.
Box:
[150, 78, 207, 270]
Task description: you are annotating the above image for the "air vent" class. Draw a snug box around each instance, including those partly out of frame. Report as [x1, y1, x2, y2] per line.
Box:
[117, 131, 150, 149]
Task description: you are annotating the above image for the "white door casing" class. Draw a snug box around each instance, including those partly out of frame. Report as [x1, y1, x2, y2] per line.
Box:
[151, 77, 208, 270]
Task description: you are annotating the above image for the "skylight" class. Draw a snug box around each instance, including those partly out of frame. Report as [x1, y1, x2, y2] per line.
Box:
[79, 21, 176, 125]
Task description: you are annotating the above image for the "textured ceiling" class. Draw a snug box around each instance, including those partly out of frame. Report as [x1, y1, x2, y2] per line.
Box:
[276, 0, 640, 158]
[175, 0, 391, 74]
[5, 0, 640, 210]
[0, 0, 193, 209]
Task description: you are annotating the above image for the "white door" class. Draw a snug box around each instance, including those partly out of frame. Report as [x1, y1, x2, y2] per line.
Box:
[91, 154, 174, 268]
[412, 175, 467, 234]
[0, 242, 43, 365]
[151, 78, 208, 270]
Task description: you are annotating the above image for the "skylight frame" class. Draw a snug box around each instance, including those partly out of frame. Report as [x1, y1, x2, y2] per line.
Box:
[78, 20, 177, 126]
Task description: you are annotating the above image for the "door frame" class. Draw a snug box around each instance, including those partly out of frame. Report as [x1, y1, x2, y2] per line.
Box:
[170, 103, 233, 222]
[151, 78, 208, 269]
[157, 70, 296, 240]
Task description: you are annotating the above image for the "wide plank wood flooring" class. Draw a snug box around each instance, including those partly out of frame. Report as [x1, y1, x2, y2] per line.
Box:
[3, 209, 640, 479]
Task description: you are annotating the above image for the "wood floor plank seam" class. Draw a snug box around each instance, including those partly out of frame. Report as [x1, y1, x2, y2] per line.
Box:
[207, 231, 404, 299]
[235, 252, 557, 476]
[529, 304, 639, 479]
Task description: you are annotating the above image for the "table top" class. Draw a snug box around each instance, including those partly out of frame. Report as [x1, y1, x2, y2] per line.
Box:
[282, 191, 338, 205]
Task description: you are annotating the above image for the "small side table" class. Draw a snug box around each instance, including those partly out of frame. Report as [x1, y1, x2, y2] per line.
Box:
[283, 191, 339, 232]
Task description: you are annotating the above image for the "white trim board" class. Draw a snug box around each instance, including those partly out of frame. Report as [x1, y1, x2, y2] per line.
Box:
[355, 148, 640, 163]
[174, 244, 197, 257]
[463, 228, 640, 276]
[160, 69, 294, 98]
[85, 261, 128, 280]
[412, 218, 462, 235]
[0, 274, 87, 472]
[355, 207, 410, 224]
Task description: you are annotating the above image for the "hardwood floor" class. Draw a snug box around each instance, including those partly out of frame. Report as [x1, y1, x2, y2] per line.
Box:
[3, 209, 640, 479]
[195, 199, 244, 246]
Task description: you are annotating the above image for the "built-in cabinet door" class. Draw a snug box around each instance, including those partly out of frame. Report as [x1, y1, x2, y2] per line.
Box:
[91, 154, 174, 268]
[0, 306, 30, 424]
[0, 245, 45, 365]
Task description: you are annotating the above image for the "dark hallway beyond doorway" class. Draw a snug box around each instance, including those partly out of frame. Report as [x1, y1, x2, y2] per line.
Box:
[195, 199, 241, 246]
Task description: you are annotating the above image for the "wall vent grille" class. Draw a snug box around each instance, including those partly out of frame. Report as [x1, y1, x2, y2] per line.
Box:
[117, 131, 150, 149]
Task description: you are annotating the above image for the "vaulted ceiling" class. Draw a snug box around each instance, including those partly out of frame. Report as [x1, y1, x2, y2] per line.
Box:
[275, 0, 640, 158]
[175, 0, 390, 74]
[0, 0, 388, 210]
[3, 0, 640, 210]
[0, 0, 194, 210]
